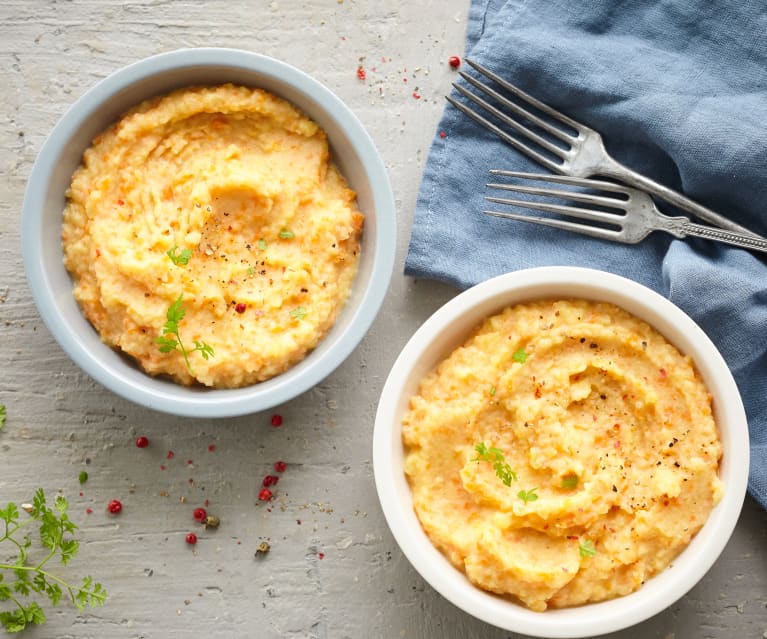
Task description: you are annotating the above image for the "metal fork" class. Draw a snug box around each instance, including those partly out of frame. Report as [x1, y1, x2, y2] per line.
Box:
[484, 171, 767, 254]
[447, 58, 763, 239]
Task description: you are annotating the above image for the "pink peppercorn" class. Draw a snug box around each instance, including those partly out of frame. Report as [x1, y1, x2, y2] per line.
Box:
[107, 500, 122, 514]
[235, 302, 246, 313]
[193, 507, 207, 522]
[262, 475, 279, 488]
[186, 532, 197, 545]
[448, 55, 461, 68]
[274, 460, 287, 473]
[258, 488, 273, 501]
[271, 414, 283, 427]
[136, 436, 149, 448]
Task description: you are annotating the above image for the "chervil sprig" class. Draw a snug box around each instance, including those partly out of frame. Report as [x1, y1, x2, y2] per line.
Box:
[155, 294, 214, 376]
[0, 489, 106, 633]
[472, 442, 518, 487]
[166, 245, 192, 266]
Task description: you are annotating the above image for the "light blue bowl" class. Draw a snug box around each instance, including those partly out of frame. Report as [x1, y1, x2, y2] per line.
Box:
[21, 48, 396, 418]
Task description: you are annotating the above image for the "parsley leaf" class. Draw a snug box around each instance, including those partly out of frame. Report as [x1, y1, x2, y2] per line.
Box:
[517, 487, 539, 503]
[257, 238, 268, 250]
[579, 540, 596, 558]
[0, 490, 107, 633]
[561, 474, 579, 489]
[166, 245, 192, 266]
[278, 229, 295, 239]
[0, 404, 5, 430]
[155, 294, 214, 376]
[489, 386, 496, 396]
[290, 306, 307, 321]
[472, 442, 518, 487]
[512, 348, 527, 363]
[78, 472, 88, 485]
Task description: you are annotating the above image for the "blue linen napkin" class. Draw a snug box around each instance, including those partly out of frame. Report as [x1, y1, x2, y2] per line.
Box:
[406, 0, 767, 508]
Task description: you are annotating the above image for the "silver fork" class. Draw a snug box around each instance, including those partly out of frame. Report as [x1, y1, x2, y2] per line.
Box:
[447, 58, 763, 239]
[484, 171, 767, 255]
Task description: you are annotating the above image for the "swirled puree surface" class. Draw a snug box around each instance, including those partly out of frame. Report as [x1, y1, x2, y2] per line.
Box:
[62, 84, 363, 387]
[402, 299, 723, 611]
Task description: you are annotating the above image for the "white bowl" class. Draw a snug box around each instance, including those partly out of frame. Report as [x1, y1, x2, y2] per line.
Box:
[373, 266, 749, 638]
[21, 48, 395, 418]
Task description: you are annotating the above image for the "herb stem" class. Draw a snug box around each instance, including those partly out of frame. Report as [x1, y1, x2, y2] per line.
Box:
[0, 562, 97, 606]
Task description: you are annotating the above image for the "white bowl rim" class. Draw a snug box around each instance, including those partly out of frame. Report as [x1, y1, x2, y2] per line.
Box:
[373, 266, 749, 638]
[21, 47, 395, 417]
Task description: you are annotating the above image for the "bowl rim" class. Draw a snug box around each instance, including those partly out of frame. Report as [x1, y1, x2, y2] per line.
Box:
[21, 47, 396, 417]
[373, 266, 749, 638]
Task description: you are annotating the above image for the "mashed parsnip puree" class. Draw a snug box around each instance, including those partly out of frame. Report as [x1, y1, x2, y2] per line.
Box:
[63, 84, 362, 387]
[402, 299, 723, 611]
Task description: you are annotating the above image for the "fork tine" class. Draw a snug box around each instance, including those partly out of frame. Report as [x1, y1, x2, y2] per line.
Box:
[486, 182, 627, 211]
[489, 170, 631, 196]
[445, 95, 561, 173]
[483, 208, 621, 242]
[457, 71, 574, 145]
[484, 195, 622, 226]
[466, 59, 585, 133]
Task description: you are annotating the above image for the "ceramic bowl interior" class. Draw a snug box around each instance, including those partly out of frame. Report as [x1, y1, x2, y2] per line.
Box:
[22, 48, 395, 418]
[373, 266, 749, 638]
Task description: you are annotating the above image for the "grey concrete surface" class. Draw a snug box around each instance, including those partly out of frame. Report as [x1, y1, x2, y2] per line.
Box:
[1, 1, 765, 638]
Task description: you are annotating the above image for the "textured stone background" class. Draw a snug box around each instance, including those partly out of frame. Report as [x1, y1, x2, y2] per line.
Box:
[1, 1, 765, 638]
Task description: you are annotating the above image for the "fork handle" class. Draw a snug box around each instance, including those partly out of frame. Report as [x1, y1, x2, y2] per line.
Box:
[676, 220, 767, 254]
[601, 162, 765, 240]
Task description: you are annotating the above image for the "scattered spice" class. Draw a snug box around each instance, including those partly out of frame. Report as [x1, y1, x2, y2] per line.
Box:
[107, 500, 122, 514]
[167, 450, 174, 459]
[193, 508, 207, 522]
[203, 515, 220, 529]
[356, 66, 366, 81]
[258, 488, 273, 501]
[185, 532, 197, 545]
[234, 302, 246, 314]
[274, 460, 287, 473]
[448, 55, 461, 68]
[208, 444, 216, 452]
[255, 541, 271, 556]
[318, 552, 325, 560]
[136, 436, 149, 448]
[439, 131, 447, 138]
[262, 475, 279, 487]
[271, 414, 283, 427]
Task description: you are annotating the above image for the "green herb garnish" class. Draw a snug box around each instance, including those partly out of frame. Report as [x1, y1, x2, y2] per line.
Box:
[278, 229, 295, 240]
[561, 474, 579, 489]
[472, 443, 517, 487]
[77, 472, 88, 485]
[489, 386, 496, 396]
[257, 238, 268, 250]
[166, 245, 192, 266]
[512, 348, 527, 363]
[0, 489, 107, 632]
[579, 539, 596, 558]
[247, 266, 256, 276]
[290, 306, 307, 321]
[517, 487, 538, 503]
[155, 294, 215, 375]
[0, 404, 5, 431]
